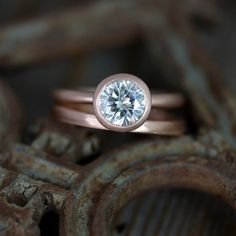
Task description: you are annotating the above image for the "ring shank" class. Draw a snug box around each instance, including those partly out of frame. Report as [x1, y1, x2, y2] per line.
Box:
[53, 84, 185, 135]
[53, 89, 185, 109]
[54, 106, 186, 135]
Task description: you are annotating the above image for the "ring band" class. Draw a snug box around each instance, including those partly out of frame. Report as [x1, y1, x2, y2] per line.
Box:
[53, 73, 186, 135]
[53, 90, 185, 109]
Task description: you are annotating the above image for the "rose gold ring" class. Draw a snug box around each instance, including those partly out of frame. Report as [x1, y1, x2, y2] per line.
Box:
[53, 73, 186, 135]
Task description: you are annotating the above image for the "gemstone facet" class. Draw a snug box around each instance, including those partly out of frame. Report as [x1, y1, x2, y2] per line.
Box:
[98, 80, 146, 127]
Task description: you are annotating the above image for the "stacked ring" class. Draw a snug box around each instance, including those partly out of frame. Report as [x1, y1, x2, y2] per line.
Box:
[53, 74, 186, 135]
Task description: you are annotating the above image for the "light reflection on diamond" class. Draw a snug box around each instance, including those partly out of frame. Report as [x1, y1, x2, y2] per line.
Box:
[99, 80, 146, 126]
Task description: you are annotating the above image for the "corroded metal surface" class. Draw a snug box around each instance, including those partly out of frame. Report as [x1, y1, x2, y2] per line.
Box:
[113, 189, 236, 236]
[0, 0, 235, 235]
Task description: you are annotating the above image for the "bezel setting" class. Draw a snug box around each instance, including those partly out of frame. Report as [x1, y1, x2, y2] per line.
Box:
[93, 74, 151, 132]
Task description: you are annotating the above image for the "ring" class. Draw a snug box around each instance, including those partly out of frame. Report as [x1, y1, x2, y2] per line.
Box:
[53, 73, 186, 135]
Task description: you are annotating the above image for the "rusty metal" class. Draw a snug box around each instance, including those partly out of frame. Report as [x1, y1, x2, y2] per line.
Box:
[30, 118, 100, 163]
[0, 1, 140, 67]
[0, 0, 221, 67]
[0, 0, 235, 235]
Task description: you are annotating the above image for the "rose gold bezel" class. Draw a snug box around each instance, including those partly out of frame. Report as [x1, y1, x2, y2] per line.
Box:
[93, 73, 151, 132]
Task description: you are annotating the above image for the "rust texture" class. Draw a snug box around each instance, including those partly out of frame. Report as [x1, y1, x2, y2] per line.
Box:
[0, 0, 236, 235]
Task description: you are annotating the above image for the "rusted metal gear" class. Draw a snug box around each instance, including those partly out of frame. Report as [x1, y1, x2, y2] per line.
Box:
[0, 0, 235, 235]
[0, 132, 235, 235]
[64, 132, 236, 235]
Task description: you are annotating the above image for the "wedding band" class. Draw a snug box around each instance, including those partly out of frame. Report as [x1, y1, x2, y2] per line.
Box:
[53, 73, 186, 135]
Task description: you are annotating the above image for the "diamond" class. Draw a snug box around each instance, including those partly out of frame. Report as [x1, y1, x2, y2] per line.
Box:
[98, 80, 146, 127]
